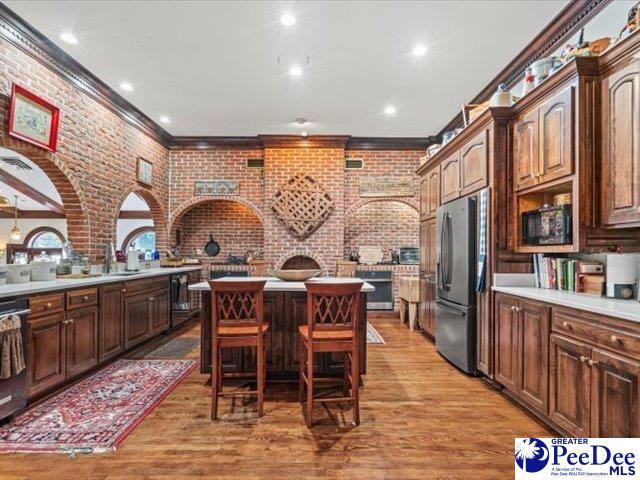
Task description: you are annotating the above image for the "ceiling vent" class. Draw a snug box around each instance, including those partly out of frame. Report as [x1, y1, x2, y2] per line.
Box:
[247, 158, 264, 168]
[1, 157, 32, 170]
[345, 158, 364, 169]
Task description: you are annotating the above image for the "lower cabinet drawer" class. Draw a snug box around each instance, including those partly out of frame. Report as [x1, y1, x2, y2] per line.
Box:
[125, 276, 169, 296]
[66, 287, 98, 310]
[552, 307, 640, 360]
[28, 292, 65, 318]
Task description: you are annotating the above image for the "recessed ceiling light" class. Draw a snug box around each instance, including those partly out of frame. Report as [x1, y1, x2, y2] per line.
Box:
[301, 131, 308, 137]
[119, 82, 133, 92]
[412, 44, 427, 56]
[280, 13, 296, 27]
[384, 105, 397, 116]
[294, 117, 307, 125]
[159, 116, 170, 124]
[289, 66, 302, 77]
[59, 32, 78, 44]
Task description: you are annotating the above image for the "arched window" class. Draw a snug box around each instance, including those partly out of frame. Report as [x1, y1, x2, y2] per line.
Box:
[28, 230, 65, 249]
[122, 227, 156, 252]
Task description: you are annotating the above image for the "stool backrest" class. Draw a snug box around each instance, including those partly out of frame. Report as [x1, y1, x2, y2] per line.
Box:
[305, 281, 363, 333]
[209, 280, 266, 328]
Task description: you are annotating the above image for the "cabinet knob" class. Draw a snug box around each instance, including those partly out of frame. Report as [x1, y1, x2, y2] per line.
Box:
[588, 359, 597, 367]
[83, 295, 89, 301]
[610, 335, 619, 344]
[121, 288, 127, 294]
[45, 302, 52, 309]
[562, 321, 570, 329]
[67, 318, 74, 324]
[62, 320, 69, 325]
[511, 305, 516, 311]
[579, 355, 587, 363]
[530, 173, 536, 179]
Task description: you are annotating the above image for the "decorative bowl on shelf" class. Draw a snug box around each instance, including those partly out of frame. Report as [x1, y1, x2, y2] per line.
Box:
[271, 269, 320, 281]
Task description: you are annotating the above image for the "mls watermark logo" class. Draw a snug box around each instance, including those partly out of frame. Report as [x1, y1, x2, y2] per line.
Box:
[515, 438, 639, 479]
[516, 438, 550, 473]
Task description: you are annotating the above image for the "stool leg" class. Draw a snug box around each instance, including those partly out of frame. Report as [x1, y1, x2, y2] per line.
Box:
[399, 299, 406, 324]
[257, 341, 265, 417]
[352, 349, 360, 426]
[298, 340, 305, 403]
[211, 346, 219, 420]
[306, 346, 314, 427]
[408, 302, 418, 331]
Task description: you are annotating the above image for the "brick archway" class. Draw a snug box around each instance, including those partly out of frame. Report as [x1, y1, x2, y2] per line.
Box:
[113, 188, 168, 255]
[169, 195, 264, 239]
[344, 197, 419, 218]
[0, 134, 89, 253]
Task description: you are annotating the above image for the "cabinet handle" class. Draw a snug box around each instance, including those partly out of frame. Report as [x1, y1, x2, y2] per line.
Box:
[562, 321, 570, 330]
[610, 335, 619, 344]
[579, 355, 587, 363]
[588, 359, 597, 367]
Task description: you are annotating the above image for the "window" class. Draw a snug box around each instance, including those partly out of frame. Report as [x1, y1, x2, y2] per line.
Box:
[123, 227, 156, 252]
[28, 231, 64, 249]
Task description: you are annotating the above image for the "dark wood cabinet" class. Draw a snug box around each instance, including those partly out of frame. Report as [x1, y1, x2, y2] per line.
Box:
[494, 294, 519, 392]
[538, 87, 574, 184]
[419, 222, 428, 273]
[494, 294, 550, 414]
[602, 59, 640, 226]
[65, 306, 98, 379]
[27, 312, 66, 398]
[549, 334, 592, 437]
[518, 299, 550, 413]
[513, 108, 539, 191]
[440, 153, 461, 204]
[151, 288, 170, 334]
[425, 166, 440, 218]
[419, 276, 436, 338]
[420, 177, 428, 220]
[513, 87, 573, 191]
[99, 283, 125, 362]
[459, 130, 488, 196]
[591, 348, 640, 437]
[426, 219, 437, 275]
[124, 293, 152, 350]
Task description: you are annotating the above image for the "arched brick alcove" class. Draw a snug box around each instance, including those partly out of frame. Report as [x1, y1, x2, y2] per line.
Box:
[0, 134, 89, 253]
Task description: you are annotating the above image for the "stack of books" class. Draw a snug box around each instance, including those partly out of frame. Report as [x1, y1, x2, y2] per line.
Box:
[533, 254, 604, 295]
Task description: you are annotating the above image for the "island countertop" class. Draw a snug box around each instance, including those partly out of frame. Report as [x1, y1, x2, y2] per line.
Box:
[189, 276, 375, 293]
[0, 266, 201, 299]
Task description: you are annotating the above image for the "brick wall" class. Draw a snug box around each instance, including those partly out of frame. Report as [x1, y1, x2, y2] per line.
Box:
[344, 200, 419, 260]
[168, 146, 422, 279]
[177, 199, 263, 269]
[0, 38, 170, 260]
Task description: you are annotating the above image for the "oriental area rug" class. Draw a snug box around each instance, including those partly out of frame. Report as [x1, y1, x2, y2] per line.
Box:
[0, 359, 197, 454]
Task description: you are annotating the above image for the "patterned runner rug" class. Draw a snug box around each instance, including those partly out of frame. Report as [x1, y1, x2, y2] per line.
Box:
[129, 336, 200, 359]
[0, 359, 197, 454]
[366, 322, 385, 344]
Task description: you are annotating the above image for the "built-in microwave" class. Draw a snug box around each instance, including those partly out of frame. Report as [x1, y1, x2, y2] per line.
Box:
[521, 204, 572, 246]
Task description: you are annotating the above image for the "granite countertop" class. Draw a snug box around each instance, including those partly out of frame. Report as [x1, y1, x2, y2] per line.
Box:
[189, 276, 375, 293]
[0, 266, 201, 299]
[492, 286, 640, 324]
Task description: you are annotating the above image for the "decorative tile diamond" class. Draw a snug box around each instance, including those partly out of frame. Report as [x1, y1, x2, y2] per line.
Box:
[271, 174, 334, 240]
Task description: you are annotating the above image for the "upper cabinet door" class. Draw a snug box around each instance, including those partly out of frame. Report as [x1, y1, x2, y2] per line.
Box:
[602, 60, 640, 226]
[538, 86, 574, 185]
[426, 166, 440, 218]
[460, 130, 488, 196]
[513, 108, 539, 191]
[420, 177, 429, 220]
[440, 152, 461, 204]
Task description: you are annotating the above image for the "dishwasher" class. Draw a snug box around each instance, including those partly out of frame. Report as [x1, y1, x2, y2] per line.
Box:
[0, 299, 29, 422]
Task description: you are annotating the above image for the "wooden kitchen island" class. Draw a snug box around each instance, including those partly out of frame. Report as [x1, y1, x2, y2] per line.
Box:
[190, 277, 374, 379]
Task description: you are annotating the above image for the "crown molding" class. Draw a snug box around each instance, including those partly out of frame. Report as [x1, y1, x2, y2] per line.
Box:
[0, 3, 173, 146]
[347, 136, 437, 150]
[169, 136, 264, 149]
[437, 0, 612, 138]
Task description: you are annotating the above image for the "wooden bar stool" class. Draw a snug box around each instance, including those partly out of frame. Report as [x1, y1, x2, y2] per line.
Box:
[209, 280, 267, 420]
[298, 281, 363, 427]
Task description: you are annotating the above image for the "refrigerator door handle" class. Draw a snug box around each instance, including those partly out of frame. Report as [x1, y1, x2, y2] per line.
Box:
[446, 212, 453, 290]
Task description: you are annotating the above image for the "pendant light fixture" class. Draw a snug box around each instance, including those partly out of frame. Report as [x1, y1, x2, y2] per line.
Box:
[10, 195, 21, 241]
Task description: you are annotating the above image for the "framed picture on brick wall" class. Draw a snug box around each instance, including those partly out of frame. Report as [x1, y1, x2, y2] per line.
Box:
[136, 157, 153, 186]
[7, 84, 60, 152]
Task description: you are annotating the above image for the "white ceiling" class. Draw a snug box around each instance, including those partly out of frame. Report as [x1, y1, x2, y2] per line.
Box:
[5, 1, 568, 137]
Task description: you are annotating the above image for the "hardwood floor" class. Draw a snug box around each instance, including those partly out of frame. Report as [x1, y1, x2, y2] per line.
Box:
[0, 314, 551, 479]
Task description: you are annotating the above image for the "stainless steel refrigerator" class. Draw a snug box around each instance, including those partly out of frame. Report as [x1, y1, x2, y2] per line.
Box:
[435, 195, 477, 374]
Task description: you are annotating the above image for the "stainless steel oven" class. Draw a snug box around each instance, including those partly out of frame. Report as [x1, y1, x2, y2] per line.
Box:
[356, 270, 393, 310]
